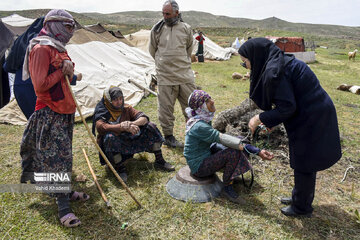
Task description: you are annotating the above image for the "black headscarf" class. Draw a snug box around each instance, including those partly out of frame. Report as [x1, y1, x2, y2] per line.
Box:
[238, 38, 294, 110]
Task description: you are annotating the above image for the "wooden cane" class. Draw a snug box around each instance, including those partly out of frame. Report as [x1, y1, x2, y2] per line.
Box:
[82, 148, 111, 208]
[65, 75, 142, 208]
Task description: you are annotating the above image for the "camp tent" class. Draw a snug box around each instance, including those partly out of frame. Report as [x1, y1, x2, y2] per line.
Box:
[192, 32, 234, 61]
[0, 22, 156, 125]
[125, 29, 151, 53]
[125, 30, 235, 61]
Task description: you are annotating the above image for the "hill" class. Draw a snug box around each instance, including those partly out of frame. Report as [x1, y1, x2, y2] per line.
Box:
[0, 9, 96, 25]
[82, 11, 360, 40]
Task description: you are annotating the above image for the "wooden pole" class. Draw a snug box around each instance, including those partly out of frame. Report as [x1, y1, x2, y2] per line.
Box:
[82, 148, 111, 208]
[128, 79, 158, 97]
[65, 76, 142, 208]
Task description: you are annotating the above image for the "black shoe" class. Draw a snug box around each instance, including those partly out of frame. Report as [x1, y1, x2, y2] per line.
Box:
[221, 185, 246, 204]
[118, 172, 128, 183]
[164, 135, 184, 148]
[114, 165, 128, 183]
[281, 206, 312, 218]
[154, 161, 175, 172]
[280, 197, 292, 205]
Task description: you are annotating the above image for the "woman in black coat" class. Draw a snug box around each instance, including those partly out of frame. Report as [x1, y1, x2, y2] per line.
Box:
[238, 38, 342, 217]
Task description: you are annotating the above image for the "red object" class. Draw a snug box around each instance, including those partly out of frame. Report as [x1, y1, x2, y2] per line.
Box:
[266, 36, 305, 52]
[195, 35, 205, 44]
[29, 45, 76, 114]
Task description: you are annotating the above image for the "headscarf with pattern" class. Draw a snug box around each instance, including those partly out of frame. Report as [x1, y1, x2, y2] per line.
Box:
[185, 90, 215, 134]
[22, 9, 75, 80]
[39, 9, 75, 44]
[103, 86, 124, 122]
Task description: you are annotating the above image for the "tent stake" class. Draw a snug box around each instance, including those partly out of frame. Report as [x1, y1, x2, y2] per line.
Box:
[65, 75, 142, 208]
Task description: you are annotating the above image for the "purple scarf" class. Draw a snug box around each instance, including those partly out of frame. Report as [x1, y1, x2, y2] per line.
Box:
[185, 90, 215, 134]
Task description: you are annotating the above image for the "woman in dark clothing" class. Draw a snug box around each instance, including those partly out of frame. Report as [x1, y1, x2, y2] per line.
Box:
[93, 86, 175, 183]
[195, 32, 205, 62]
[238, 38, 342, 217]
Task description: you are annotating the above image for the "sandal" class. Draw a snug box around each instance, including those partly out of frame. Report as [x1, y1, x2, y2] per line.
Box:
[60, 213, 81, 227]
[70, 191, 90, 202]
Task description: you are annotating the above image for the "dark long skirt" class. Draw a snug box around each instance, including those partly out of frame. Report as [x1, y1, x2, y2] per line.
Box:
[100, 122, 164, 165]
[196, 43, 204, 62]
[20, 107, 74, 198]
[193, 146, 252, 185]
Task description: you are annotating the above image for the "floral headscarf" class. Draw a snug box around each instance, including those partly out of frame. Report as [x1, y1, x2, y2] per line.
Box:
[185, 90, 215, 134]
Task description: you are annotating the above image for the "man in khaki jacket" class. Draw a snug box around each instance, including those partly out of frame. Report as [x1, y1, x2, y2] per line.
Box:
[149, 0, 196, 148]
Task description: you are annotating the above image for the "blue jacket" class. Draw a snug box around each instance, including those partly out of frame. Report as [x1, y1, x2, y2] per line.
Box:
[260, 58, 341, 172]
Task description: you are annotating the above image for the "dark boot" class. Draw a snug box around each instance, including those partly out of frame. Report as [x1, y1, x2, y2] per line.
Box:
[114, 164, 128, 183]
[154, 150, 175, 171]
[280, 197, 292, 205]
[281, 206, 312, 218]
[164, 135, 184, 148]
[221, 185, 245, 204]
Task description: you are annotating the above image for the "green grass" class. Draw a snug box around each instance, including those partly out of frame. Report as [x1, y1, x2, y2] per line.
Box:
[1, 48, 360, 239]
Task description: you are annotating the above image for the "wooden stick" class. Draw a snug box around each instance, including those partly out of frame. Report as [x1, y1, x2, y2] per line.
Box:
[128, 79, 158, 97]
[65, 76, 142, 208]
[82, 148, 111, 208]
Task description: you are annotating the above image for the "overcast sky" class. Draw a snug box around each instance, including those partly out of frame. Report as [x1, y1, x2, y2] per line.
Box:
[1, 0, 359, 27]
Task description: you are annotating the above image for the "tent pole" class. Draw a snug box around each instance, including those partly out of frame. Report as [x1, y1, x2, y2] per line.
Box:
[65, 75, 142, 208]
[128, 79, 158, 97]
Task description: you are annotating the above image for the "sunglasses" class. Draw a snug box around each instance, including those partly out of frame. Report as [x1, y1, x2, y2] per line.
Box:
[241, 62, 247, 68]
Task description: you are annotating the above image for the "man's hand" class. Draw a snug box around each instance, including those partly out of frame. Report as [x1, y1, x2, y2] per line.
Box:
[258, 149, 274, 160]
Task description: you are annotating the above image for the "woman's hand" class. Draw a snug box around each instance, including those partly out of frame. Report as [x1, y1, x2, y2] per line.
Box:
[128, 124, 140, 135]
[258, 149, 274, 160]
[248, 114, 262, 134]
[76, 73, 82, 81]
[62, 60, 74, 79]
[120, 121, 131, 129]
[120, 121, 139, 135]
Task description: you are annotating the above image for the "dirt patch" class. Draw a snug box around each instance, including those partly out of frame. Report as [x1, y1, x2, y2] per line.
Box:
[213, 98, 289, 161]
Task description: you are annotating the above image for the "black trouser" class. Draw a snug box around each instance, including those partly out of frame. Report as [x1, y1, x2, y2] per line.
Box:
[291, 170, 317, 214]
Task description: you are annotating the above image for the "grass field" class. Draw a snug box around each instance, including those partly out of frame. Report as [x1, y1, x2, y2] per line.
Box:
[0, 48, 359, 239]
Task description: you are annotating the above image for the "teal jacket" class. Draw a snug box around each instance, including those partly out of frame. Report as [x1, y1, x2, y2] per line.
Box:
[184, 120, 220, 173]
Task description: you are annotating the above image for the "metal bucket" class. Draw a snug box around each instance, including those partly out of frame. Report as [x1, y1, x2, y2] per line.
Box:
[166, 165, 223, 203]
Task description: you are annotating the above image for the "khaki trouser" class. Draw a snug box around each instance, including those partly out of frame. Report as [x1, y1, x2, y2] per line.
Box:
[157, 83, 196, 136]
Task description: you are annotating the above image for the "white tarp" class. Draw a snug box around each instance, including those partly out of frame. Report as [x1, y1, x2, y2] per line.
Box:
[0, 40, 156, 125]
[192, 33, 233, 61]
[1, 14, 34, 27]
[125, 30, 234, 61]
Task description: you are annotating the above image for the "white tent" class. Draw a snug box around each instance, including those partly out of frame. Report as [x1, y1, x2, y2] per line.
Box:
[125, 29, 151, 53]
[0, 27, 156, 125]
[232, 37, 246, 50]
[192, 33, 234, 61]
[1, 14, 34, 27]
[125, 30, 235, 61]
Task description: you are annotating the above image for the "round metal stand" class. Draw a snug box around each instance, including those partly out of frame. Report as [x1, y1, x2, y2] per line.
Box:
[166, 165, 223, 203]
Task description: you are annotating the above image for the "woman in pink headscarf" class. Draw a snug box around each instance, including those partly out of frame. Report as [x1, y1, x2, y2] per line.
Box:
[20, 9, 87, 228]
